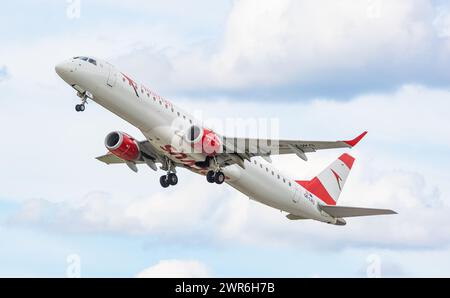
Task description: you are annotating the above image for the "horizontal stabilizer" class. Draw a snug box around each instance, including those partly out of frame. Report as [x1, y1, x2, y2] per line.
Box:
[320, 205, 397, 218]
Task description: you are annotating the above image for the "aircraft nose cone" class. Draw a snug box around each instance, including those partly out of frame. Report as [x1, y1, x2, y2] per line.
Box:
[55, 62, 69, 77]
[55, 64, 62, 75]
[55, 60, 78, 85]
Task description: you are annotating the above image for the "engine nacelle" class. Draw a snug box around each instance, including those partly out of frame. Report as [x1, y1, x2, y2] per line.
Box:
[105, 131, 140, 161]
[185, 125, 222, 156]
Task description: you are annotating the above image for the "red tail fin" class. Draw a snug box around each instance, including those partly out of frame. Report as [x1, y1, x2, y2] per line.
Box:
[296, 154, 355, 205]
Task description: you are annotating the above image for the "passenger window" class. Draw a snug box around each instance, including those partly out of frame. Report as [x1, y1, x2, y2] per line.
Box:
[260, 164, 263, 169]
[177, 112, 180, 117]
[254, 160, 257, 165]
[289, 182, 292, 187]
[189, 119, 193, 124]
[88, 58, 97, 65]
[171, 108, 174, 113]
[81, 57, 88, 61]
[283, 178, 286, 183]
[183, 115, 186, 120]
[271, 171, 274, 175]
[266, 168, 269, 172]
[277, 175, 280, 179]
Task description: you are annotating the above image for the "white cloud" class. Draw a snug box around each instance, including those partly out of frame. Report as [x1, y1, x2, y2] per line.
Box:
[159, 0, 450, 94]
[0, 23, 183, 87]
[7, 178, 233, 239]
[215, 0, 448, 87]
[136, 259, 211, 278]
[3, 0, 450, 97]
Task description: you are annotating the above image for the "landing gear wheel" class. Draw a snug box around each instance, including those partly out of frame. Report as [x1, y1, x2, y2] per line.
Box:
[75, 104, 85, 112]
[168, 173, 178, 186]
[206, 170, 216, 183]
[160, 175, 170, 188]
[215, 171, 225, 185]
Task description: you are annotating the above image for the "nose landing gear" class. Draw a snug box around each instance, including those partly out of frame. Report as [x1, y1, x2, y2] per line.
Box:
[75, 91, 90, 112]
[75, 104, 85, 112]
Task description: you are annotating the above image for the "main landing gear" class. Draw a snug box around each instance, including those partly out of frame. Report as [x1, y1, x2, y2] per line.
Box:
[160, 173, 178, 188]
[206, 170, 225, 185]
[160, 158, 178, 188]
[205, 157, 225, 185]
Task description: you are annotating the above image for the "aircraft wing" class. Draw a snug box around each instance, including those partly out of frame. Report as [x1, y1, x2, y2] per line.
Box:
[220, 131, 367, 162]
[96, 153, 128, 164]
[96, 131, 368, 170]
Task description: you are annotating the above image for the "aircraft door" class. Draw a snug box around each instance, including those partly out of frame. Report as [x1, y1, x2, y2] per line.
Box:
[107, 64, 117, 87]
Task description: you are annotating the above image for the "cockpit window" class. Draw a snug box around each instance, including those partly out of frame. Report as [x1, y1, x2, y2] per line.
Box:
[73, 56, 97, 66]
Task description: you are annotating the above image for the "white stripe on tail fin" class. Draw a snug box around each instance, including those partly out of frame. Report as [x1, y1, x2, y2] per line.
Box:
[296, 153, 355, 205]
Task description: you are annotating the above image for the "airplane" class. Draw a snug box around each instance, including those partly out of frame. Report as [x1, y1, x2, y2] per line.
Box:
[55, 56, 396, 226]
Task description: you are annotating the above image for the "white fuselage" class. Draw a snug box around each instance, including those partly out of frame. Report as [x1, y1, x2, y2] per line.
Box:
[56, 57, 336, 224]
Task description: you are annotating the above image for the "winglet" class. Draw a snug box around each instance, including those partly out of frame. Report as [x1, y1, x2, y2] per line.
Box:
[344, 131, 368, 147]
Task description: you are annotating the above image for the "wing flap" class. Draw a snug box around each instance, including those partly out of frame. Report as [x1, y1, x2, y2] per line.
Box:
[320, 205, 397, 218]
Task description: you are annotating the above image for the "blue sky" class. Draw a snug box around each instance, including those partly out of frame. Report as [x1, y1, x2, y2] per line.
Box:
[1, 0, 450, 277]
